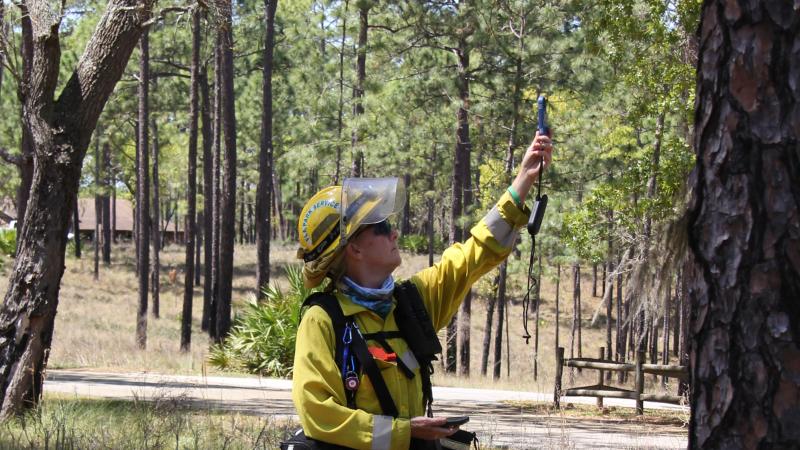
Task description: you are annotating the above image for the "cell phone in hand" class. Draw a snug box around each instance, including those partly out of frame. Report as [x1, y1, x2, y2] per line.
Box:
[445, 416, 470, 427]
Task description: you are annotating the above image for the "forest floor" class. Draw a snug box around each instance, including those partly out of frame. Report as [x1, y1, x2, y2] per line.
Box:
[0, 239, 689, 447]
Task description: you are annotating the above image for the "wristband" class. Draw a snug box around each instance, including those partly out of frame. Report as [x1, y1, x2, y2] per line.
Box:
[507, 186, 523, 208]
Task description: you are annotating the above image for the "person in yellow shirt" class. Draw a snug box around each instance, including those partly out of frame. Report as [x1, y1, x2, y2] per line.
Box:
[291, 132, 553, 450]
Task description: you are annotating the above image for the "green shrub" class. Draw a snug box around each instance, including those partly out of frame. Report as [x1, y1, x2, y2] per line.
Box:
[208, 265, 318, 378]
[398, 234, 445, 254]
[0, 228, 16, 257]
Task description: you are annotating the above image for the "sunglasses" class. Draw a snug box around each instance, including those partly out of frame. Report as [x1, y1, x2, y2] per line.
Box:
[370, 220, 392, 236]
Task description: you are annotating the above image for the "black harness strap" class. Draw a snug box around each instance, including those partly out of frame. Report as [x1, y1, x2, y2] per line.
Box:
[350, 327, 399, 417]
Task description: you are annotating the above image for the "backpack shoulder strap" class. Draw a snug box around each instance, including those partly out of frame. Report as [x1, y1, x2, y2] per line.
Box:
[393, 280, 441, 415]
[393, 280, 442, 357]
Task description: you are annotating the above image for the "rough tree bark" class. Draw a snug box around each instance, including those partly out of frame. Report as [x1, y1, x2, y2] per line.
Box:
[216, 0, 237, 342]
[687, 1, 799, 447]
[181, 4, 201, 353]
[0, 0, 152, 418]
[256, 0, 277, 295]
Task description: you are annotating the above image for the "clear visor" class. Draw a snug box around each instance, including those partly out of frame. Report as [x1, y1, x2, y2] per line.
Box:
[340, 177, 406, 244]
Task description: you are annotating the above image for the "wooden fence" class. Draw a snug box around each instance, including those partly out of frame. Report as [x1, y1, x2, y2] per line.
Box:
[553, 347, 688, 414]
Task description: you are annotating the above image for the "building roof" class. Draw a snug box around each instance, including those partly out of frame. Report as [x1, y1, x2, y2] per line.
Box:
[76, 198, 184, 233]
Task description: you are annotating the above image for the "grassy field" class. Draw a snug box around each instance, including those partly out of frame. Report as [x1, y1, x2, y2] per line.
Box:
[0, 394, 295, 449]
[0, 238, 684, 401]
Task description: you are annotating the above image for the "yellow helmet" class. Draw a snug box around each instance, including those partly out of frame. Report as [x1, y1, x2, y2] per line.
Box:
[297, 186, 343, 263]
[297, 178, 406, 264]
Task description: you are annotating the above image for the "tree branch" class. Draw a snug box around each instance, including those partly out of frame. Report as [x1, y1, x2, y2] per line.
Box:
[0, 147, 21, 166]
[55, 0, 153, 145]
[143, 6, 190, 27]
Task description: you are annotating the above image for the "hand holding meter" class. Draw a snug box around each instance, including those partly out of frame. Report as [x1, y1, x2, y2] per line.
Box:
[527, 95, 549, 236]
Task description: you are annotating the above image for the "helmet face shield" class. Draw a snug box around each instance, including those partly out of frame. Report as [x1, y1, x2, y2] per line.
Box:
[340, 177, 405, 244]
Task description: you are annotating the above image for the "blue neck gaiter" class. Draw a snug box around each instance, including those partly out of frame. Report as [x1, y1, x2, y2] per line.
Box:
[339, 275, 395, 319]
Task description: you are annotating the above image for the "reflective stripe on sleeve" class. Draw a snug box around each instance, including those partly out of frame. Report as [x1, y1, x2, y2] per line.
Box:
[485, 206, 516, 248]
[371, 415, 393, 450]
[398, 350, 420, 372]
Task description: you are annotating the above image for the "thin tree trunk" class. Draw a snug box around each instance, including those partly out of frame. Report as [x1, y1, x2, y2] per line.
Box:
[195, 211, 203, 286]
[617, 257, 626, 382]
[94, 138, 101, 280]
[101, 143, 111, 264]
[272, 172, 284, 241]
[209, 39, 222, 340]
[673, 268, 682, 358]
[555, 264, 560, 351]
[181, 6, 200, 353]
[134, 121, 139, 272]
[150, 118, 160, 319]
[112, 169, 117, 244]
[661, 280, 670, 384]
[533, 254, 542, 380]
[481, 274, 497, 376]
[216, 2, 237, 341]
[402, 170, 411, 235]
[200, 65, 213, 332]
[350, 3, 369, 177]
[457, 46, 472, 376]
[256, 0, 277, 294]
[136, 29, 151, 349]
[493, 263, 505, 379]
[592, 264, 598, 297]
[334, 0, 348, 184]
[73, 196, 81, 258]
[427, 145, 436, 267]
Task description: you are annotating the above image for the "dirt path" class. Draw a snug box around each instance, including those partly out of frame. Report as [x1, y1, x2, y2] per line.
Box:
[45, 369, 687, 449]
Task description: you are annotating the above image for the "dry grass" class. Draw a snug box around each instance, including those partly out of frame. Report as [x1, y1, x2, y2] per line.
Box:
[0, 237, 684, 401]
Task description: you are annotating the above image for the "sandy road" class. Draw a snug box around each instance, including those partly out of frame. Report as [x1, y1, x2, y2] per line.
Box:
[44, 369, 688, 449]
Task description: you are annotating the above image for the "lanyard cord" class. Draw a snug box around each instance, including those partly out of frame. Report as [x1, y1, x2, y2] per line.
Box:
[522, 155, 545, 344]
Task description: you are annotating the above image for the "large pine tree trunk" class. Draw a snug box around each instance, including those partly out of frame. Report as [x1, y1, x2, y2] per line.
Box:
[216, 0, 237, 341]
[0, 0, 151, 418]
[687, 2, 799, 446]
[136, 29, 151, 349]
[181, 5, 201, 353]
[256, 0, 277, 294]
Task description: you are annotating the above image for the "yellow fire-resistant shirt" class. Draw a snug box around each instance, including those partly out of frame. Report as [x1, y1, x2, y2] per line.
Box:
[292, 191, 530, 450]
